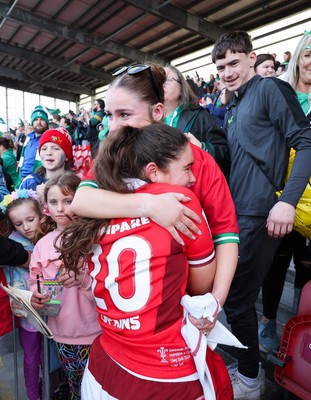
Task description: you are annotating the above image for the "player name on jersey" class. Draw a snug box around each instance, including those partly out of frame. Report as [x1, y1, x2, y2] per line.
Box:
[105, 217, 151, 235]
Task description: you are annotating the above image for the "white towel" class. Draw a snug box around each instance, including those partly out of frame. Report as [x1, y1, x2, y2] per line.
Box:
[181, 293, 247, 400]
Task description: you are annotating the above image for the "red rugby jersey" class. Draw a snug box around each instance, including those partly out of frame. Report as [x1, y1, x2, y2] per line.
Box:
[89, 183, 214, 379]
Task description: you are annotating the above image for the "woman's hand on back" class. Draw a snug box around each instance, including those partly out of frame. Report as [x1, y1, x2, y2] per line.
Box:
[143, 193, 202, 245]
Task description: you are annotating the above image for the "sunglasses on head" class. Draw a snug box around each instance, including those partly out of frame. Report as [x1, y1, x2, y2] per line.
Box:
[111, 64, 162, 103]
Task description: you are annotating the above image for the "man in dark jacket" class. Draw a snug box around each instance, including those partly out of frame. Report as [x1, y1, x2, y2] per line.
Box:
[82, 99, 105, 158]
[212, 31, 311, 400]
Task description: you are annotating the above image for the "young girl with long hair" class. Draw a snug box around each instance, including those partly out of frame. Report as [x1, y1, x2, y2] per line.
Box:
[29, 172, 101, 400]
[60, 124, 232, 400]
[0, 189, 43, 400]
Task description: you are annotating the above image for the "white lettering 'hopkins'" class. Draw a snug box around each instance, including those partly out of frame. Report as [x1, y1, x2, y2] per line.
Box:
[101, 315, 141, 330]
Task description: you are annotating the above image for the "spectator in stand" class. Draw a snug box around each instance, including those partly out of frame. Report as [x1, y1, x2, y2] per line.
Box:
[186, 78, 198, 97]
[0, 137, 19, 188]
[52, 114, 61, 127]
[16, 119, 26, 162]
[81, 99, 105, 158]
[0, 158, 14, 192]
[17, 106, 49, 185]
[0, 164, 9, 201]
[206, 74, 216, 94]
[201, 88, 234, 128]
[259, 31, 311, 353]
[163, 65, 230, 176]
[255, 54, 276, 77]
[283, 51, 292, 69]
[211, 30, 311, 399]
[19, 127, 73, 198]
[195, 77, 206, 99]
[275, 62, 287, 77]
[60, 116, 75, 139]
[66, 110, 82, 146]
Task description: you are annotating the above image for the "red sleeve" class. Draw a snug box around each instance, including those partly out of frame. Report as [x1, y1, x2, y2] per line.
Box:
[141, 183, 215, 267]
[190, 143, 239, 245]
[180, 188, 215, 268]
[81, 166, 95, 181]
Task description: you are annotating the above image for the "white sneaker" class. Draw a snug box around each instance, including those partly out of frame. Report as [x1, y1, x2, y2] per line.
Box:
[227, 362, 266, 399]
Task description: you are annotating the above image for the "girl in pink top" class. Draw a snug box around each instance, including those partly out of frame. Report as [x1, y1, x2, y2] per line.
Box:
[29, 172, 101, 400]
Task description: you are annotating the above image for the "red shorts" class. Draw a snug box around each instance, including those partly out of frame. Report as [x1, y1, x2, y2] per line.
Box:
[82, 335, 232, 400]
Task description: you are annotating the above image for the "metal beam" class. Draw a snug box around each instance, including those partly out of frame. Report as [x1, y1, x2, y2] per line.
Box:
[0, 4, 166, 65]
[0, 42, 112, 83]
[124, 0, 226, 42]
[0, 66, 92, 96]
[0, 77, 78, 102]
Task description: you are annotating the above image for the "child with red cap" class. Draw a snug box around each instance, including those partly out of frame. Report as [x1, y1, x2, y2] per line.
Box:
[19, 127, 74, 196]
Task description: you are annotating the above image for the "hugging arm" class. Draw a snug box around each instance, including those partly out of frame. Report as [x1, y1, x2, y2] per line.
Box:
[71, 186, 202, 245]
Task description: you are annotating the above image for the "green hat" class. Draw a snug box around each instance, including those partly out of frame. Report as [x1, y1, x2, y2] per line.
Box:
[30, 105, 49, 126]
[0, 117, 5, 124]
[18, 118, 24, 126]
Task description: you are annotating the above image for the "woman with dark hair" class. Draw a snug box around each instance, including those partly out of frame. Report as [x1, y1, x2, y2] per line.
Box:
[283, 50, 292, 67]
[254, 54, 276, 78]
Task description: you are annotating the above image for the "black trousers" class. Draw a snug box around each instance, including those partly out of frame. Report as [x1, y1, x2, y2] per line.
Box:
[262, 230, 311, 319]
[224, 216, 281, 378]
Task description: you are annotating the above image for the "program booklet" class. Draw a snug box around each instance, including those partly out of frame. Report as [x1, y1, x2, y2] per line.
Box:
[0, 283, 53, 339]
[39, 280, 64, 317]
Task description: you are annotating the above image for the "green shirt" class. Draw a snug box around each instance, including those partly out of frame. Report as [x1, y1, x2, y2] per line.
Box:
[296, 91, 309, 115]
[1, 149, 18, 188]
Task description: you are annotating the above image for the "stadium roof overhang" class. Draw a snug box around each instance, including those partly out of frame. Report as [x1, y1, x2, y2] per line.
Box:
[0, 0, 310, 102]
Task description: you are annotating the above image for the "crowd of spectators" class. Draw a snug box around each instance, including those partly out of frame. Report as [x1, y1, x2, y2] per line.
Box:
[0, 30, 310, 400]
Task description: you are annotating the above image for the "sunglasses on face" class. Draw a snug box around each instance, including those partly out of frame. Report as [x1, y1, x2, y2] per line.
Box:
[111, 64, 162, 103]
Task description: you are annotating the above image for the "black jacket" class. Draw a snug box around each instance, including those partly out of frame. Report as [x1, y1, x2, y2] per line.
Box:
[177, 107, 230, 176]
[225, 75, 311, 216]
[0, 236, 28, 265]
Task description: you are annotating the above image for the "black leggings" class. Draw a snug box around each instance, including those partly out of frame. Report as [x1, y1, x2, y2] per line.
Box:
[224, 216, 282, 378]
[261, 230, 311, 320]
